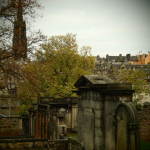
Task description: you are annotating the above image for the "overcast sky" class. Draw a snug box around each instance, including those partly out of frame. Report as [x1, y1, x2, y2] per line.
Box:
[34, 0, 150, 57]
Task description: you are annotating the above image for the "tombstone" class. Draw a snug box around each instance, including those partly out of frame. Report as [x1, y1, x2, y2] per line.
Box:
[75, 75, 139, 150]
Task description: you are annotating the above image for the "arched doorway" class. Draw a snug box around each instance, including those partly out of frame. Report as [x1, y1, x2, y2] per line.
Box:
[115, 103, 139, 150]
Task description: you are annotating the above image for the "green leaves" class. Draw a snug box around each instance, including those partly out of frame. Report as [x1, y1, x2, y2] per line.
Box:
[17, 34, 95, 101]
[116, 68, 149, 94]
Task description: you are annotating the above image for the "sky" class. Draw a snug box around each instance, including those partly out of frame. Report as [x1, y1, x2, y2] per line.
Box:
[34, 0, 150, 57]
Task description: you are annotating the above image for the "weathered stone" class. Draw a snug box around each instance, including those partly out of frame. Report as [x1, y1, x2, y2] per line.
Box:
[95, 128, 103, 137]
[75, 75, 139, 150]
[137, 103, 150, 141]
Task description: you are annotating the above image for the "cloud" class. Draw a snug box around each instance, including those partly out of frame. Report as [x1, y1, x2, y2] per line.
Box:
[35, 0, 150, 56]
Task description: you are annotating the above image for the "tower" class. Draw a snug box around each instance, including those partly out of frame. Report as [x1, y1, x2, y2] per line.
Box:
[12, 0, 27, 59]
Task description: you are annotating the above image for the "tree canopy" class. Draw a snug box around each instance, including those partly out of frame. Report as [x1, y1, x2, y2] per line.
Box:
[17, 34, 95, 104]
[116, 68, 149, 93]
[0, 0, 46, 95]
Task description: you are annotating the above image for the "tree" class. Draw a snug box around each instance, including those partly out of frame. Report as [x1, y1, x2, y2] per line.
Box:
[17, 34, 95, 103]
[116, 68, 148, 93]
[0, 0, 45, 95]
[112, 67, 150, 102]
[0, 0, 41, 59]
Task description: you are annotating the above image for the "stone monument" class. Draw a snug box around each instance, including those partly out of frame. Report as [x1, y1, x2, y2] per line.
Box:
[75, 75, 139, 150]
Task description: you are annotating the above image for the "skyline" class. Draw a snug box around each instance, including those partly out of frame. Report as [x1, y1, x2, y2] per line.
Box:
[33, 0, 150, 56]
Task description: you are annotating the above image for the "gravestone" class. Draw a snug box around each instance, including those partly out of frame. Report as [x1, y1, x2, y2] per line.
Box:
[75, 75, 139, 150]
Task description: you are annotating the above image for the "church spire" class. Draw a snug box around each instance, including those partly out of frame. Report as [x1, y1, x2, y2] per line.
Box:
[12, 0, 27, 60]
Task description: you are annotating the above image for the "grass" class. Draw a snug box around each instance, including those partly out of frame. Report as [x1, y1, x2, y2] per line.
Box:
[140, 141, 150, 150]
[67, 132, 78, 140]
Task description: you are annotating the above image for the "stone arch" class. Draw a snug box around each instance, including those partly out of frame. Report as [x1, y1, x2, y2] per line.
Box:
[115, 102, 139, 150]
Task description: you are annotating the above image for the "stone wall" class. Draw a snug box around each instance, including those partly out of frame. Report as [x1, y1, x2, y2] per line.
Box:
[0, 96, 24, 137]
[0, 138, 83, 150]
[0, 141, 48, 150]
[0, 96, 20, 116]
[137, 102, 150, 142]
[78, 90, 105, 150]
[0, 117, 23, 136]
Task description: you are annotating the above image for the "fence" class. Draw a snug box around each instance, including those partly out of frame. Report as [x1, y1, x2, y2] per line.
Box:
[47, 138, 83, 150]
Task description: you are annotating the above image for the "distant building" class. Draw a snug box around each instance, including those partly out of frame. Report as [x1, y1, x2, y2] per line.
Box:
[106, 54, 138, 63]
[95, 53, 150, 82]
[94, 53, 150, 104]
[131, 53, 150, 65]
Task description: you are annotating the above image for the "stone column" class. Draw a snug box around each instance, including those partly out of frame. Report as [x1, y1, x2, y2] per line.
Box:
[77, 89, 105, 150]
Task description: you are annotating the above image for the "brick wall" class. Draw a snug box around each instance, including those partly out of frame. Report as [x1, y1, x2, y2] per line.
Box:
[137, 103, 150, 142]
